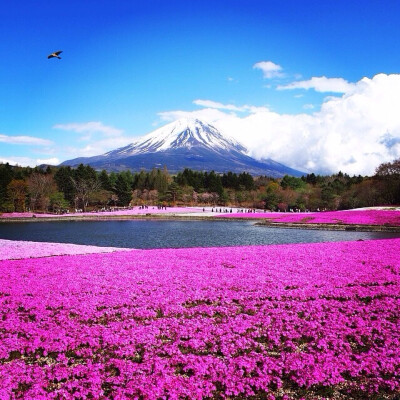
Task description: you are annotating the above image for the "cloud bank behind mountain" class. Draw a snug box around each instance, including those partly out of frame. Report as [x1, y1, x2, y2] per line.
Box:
[159, 73, 400, 176]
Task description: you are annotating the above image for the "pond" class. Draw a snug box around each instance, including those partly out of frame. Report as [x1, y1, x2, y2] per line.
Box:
[1, 220, 398, 248]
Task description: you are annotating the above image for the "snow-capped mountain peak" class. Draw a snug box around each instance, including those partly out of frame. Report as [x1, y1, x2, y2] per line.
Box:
[105, 118, 247, 157]
[61, 117, 304, 177]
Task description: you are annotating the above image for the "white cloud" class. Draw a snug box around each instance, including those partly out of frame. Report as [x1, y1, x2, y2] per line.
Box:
[0, 156, 37, 167]
[52, 121, 142, 160]
[193, 99, 248, 112]
[278, 76, 356, 93]
[158, 108, 233, 124]
[36, 157, 60, 165]
[0, 156, 60, 167]
[159, 73, 400, 176]
[62, 135, 139, 159]
[303, 104, 315, 110]
[0, 134, 52, 146]
[253, 61, 284, 79]
[53, 121, 123, 137]
[158, 102, 271, 127]
[192, 99, 269, 114]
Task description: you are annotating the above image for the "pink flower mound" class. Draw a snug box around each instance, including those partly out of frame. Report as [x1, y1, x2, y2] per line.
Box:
[218, 210, 400, 226]
[0, 239, 130, 260]
[1, 240, 399, 399]
[0, 207, 202, 219]
[0, 212, 56, 218]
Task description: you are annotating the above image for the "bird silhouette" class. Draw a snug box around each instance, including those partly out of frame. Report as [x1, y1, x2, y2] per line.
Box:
[48, 51, 63, 59]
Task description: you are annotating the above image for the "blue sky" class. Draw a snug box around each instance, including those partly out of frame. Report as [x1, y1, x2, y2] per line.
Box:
[1, 0, 400, 174]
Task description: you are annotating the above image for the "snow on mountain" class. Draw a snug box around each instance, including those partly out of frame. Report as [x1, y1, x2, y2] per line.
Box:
[105, 118, 247, 157]
[61, 118, 304, 176]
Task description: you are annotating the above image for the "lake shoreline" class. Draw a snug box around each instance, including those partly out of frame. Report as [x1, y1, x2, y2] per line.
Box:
[2, 213, 400, 232]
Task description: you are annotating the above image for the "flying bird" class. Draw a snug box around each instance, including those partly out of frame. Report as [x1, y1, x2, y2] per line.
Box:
[48, 50, 63, 59]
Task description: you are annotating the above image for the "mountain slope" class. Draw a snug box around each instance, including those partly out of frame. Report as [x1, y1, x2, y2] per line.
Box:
[61, 118, 303, 177]
[106, 118, 247, 157]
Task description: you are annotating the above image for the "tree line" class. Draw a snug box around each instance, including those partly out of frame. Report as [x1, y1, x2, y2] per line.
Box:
[0, 158, 399, 213]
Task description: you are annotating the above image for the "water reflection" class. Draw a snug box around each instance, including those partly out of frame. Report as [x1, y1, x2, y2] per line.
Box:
[1, 220, 398, 249]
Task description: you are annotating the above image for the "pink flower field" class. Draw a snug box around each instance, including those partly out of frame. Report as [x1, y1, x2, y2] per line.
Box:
[0, 239, 129, 261]
[0, 206, 203, 219]
[1, 239, 399, 399]
[217, 209, 400, 226]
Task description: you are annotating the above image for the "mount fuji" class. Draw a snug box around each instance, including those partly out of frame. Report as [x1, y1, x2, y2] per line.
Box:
[61, 118, 303, 177]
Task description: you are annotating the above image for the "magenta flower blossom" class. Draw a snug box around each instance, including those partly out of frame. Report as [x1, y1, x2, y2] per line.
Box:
[0, 239, 130, 260]
[0, 206, 203, 219]
[0, 239, 399, 398]
[217, 209, 400, 226]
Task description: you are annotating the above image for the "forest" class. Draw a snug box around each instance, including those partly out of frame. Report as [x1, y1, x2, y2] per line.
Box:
[0, 158, 399, 213]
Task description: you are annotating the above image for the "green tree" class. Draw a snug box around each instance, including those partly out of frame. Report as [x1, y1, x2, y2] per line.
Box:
[99, 170, 113, 191]
[0, 163, 14, 210]
[264, 191, 279, 210]
[375, 158, 400, 204]
[303, 173, 318, 185]
[54, 166, 75, 204]
[280, 175, 306, 190]
[219, 190, 229, 205]
[205, 171, 223, 197]
[49, 192, 69, 212]
[133, 170, 148, 190]
[109, 172, 118, 190]
[222, 171, 240, 190]
[166, 182, 181, 204]
[321, 185, 336, 209]
[115, 174, 132, 206]
[154, 169, 169, 194]
[238, 172, 254, 191]
[71, 164, 99, 211]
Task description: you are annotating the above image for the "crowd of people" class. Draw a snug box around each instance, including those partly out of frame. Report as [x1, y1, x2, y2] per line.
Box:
[205, 208, 260, 213]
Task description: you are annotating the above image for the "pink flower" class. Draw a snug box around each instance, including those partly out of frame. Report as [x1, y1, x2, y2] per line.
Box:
[0, 238, 399, 398]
